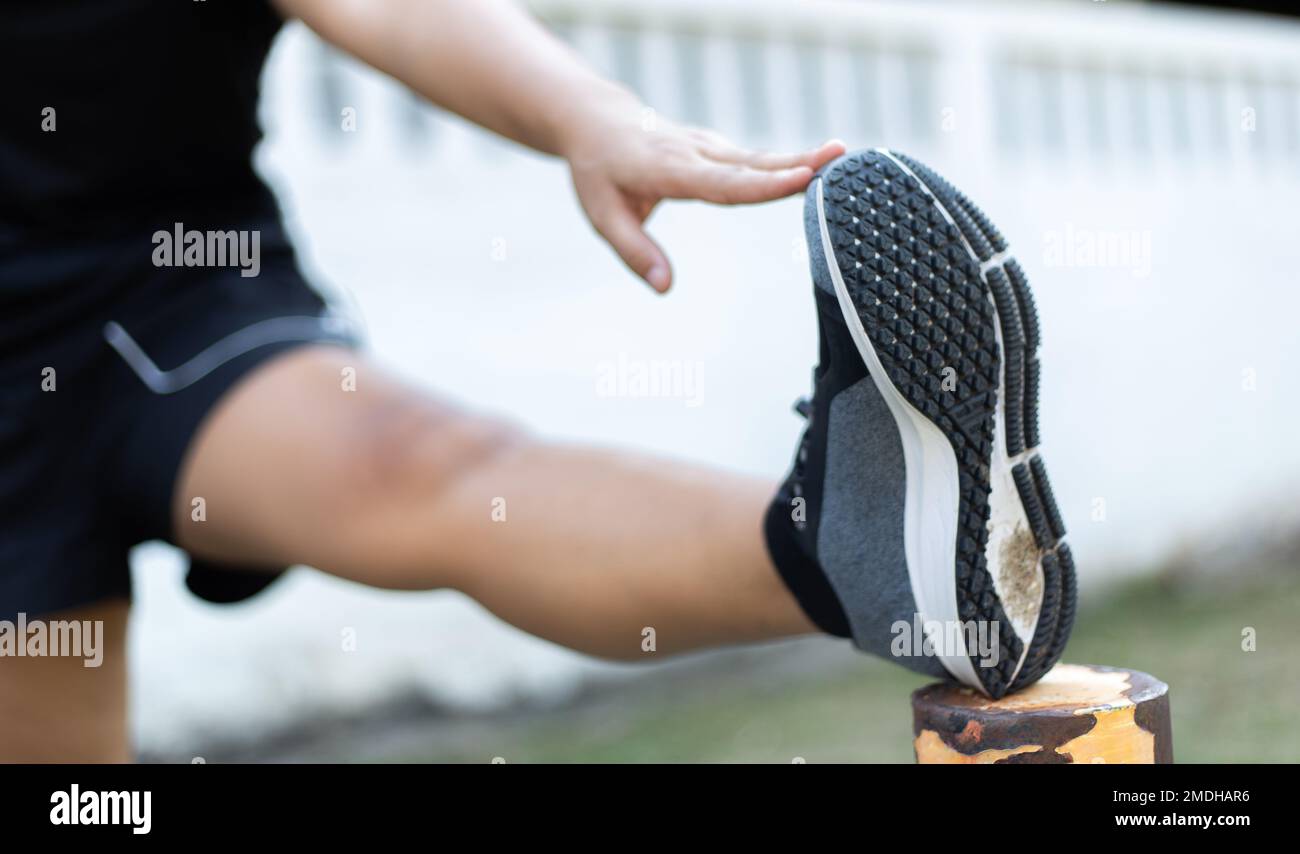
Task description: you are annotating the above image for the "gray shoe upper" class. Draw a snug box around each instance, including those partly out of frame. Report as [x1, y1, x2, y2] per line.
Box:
[803, 174, 948, 679]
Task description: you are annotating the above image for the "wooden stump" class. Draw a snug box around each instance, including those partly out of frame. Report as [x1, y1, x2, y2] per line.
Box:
[911, 664, 1172, 764]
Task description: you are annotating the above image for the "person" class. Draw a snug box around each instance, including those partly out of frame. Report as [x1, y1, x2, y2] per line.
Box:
[0, 0, 1071, 762]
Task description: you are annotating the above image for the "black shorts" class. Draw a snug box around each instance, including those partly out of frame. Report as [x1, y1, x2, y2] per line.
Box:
[0, 203, 358, 619]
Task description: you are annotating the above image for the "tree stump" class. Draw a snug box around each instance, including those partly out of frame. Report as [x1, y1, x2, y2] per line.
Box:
[911, 664, 1172, 764]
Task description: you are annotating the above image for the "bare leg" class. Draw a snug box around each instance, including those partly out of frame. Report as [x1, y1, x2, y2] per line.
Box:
[175, 347, 816, 659]
[0, 599, 130, 762]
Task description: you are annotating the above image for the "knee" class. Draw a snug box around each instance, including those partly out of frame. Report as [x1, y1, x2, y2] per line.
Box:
[341, 397, 525, 504]
[319, 397, 526, 588]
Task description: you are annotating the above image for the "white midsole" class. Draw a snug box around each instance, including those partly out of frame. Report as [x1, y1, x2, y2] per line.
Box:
[814, 176, 977, 688]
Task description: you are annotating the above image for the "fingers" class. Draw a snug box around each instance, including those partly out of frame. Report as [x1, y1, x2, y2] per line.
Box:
[669, 163, 814, 205]
[587, 191, 671, 293]
[573, 131, 849, 288]
[799, 138, 847, 170]
[664, 134, 845, 204]
[696, 136, 846, 173]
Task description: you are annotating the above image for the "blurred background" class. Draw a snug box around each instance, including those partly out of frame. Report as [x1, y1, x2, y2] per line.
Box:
[131, 0, 1300, 762]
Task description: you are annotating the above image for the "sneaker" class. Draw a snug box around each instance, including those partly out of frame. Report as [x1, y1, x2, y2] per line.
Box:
[765, 148, 1075, 698]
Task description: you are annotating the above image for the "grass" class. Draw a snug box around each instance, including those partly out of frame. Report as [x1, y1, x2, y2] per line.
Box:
[402, 566, 1300, 763]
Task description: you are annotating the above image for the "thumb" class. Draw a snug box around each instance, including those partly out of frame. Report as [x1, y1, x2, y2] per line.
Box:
[591, 200, 672, 293]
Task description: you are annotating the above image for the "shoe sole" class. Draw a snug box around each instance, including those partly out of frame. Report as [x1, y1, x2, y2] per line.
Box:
[813, 148, 1075, 698]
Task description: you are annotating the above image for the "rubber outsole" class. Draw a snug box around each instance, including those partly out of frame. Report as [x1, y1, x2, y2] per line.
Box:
[819, 149, 1074, 697]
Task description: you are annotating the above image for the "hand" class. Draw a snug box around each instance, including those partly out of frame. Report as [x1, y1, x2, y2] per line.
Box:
[564, 100, 845, 293]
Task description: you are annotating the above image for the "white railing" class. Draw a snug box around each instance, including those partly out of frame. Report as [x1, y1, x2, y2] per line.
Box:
[273, 0, 1300, 179]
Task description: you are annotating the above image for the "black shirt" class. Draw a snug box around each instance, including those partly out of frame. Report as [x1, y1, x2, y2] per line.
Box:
[0, 0, 284, 233]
